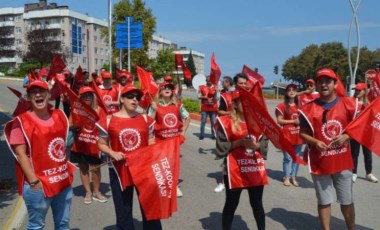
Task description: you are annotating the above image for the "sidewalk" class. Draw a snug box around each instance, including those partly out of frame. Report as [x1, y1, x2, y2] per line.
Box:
[0, 110, 26, 230]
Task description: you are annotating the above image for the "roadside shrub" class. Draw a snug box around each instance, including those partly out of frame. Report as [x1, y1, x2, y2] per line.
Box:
[182, 98, 200, 114]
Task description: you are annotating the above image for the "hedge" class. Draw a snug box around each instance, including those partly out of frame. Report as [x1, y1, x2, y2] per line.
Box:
[182, 98, 200, 114]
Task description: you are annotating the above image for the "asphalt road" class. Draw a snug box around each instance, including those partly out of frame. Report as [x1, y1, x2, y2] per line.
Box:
[0, 78, 379, 230]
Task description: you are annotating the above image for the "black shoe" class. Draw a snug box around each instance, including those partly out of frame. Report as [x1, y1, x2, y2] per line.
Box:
[199, 136, 204, 140]
[211, 136, 216, 140]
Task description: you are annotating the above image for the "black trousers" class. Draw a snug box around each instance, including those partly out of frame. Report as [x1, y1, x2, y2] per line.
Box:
[350, 139, 372, 174]
[222, 175, 265, 230]
[109, 168, 162, 230]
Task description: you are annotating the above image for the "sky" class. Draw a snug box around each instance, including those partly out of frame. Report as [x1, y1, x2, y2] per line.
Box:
[2, 0, 380, 85]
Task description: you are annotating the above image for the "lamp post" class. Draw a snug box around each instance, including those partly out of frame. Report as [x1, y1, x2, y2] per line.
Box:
[108, 0, 112, 73]
[347, 0, 362, 96]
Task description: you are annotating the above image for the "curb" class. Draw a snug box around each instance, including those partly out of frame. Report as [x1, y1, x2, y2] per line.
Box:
[0, 77, 23, 82]
[189, 112, 212, 124]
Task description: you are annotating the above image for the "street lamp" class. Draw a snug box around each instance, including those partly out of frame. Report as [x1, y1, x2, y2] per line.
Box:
[108, 0, 112, 73]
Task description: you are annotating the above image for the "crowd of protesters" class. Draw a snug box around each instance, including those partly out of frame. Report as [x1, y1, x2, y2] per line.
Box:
[4, 63, 379, 230]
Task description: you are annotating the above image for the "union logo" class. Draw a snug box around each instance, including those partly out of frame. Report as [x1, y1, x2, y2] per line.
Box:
[83, 120, 96, 133]
[163, 113, 178, 128]
[321, 119, 342, 141]
[119, 128, 141, 151]
[103, 95, 112, 103]
[48, 137, 66, 162]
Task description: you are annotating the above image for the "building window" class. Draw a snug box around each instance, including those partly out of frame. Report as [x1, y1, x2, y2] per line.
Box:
[83, 45, 86, 52]
[16, 39, 22, 46]
[15, 27, 22, 34]
[94, 26, 97, 32]
[94, 47, 98, 54]
[94, 36, 98, 43]
[83, 57, 87, 64]
[95, 58, 98, 65]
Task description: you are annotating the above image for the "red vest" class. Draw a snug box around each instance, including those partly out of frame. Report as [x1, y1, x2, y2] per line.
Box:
[299, 92, 320, 106]
[299, 97, 358, 175]
[216, 116, 268, 189]
[10, 110, 75, 197]
[275, 103, 303, 145]
[154, 103, 183, 140]
[220, 91, 233, 112]
[71, 122, 100, 158]
[99, 86, 120, 113]
[108, 114, 151, 190]
[199, 85, 218, 112]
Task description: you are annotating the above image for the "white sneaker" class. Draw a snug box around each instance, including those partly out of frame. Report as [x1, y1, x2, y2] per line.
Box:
[177, 186, 183, 197]
[214, 183, 225, 192]
[366, 174, 378, 183]
[352, 174, 357, 183]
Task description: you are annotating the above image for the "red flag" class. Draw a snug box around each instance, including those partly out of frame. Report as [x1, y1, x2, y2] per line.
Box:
[125, 136, 180, 220]
[7, 87, 31, 116]
[335, 75, 347, 97]
[174, 54, 185, 69]
[91, 81, 111, 115]
[29, 68, 40, 81]
[209, 53, 221, 86]
[368, 69, 380, 102]
[74, 66, 84, 82]
[48, 54, 66, 80]
[66, 86, 99, 128]
[345, 96, 380, 157]
[242, 65, 265, 86]
[238, 87, 306, 164]
[182, 65, 192, 81]
[136, 66, 158, 97]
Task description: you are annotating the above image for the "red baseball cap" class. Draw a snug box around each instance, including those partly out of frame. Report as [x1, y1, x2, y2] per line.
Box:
[164, 75, 173, 82]
[79, 86, 94, 95]
[101, 71, 112, 79]
[316, 68, 338, 81]
[353, 82, 367, 91]
[286, 83, 297, 91]
[121, 85, 143, 97]
[27, 80, 49, 93]
[306, 79, 315, 85]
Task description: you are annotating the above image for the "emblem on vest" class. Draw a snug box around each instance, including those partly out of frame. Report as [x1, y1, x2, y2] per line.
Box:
[103, 95, 112, 103]
[321, 119, 342, 141]
[83, 120, 96, 133]
[48, 137, 66, 162]
[163, 113, 178, 128]
[119, 128, 141, 151]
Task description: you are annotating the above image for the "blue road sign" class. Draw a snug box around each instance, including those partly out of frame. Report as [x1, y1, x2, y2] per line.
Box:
[115, 18, 143, 49]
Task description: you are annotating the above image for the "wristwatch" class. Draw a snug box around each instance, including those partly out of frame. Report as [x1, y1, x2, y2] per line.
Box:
[29, 180, 40, 187]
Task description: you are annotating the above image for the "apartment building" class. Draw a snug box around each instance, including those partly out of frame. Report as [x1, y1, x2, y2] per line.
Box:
[0, 0, 108, 73]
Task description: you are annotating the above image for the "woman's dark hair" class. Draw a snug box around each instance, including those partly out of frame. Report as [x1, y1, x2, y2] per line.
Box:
[223, 76, 233, 86]
[233, 73, 248, 86]
[284, 92, 299, 115]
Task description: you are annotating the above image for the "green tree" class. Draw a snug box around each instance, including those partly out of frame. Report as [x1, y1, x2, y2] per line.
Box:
[150, 48, 175, 79]
[102, 0, 156, 74]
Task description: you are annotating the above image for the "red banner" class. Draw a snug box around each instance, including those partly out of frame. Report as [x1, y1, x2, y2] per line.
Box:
[242, 65, 265, 86]
[345, 96, 380, 157]
[136, 66, 159, 97]
[48, 54, 66, 81]
[336, 75, 347, 97]
[125, 136, 180, 220]
[91, 81, 111, 115]
[227, 149, 268, 189]
[74, 65, 84, 83]
[29, 68, 40, 81]
[66, 86, 99, 128]
[174, 54, 184, 69]
[238, 87, 305, 164]
[209, 53, 221, 86]
[7, 87, 31, 116]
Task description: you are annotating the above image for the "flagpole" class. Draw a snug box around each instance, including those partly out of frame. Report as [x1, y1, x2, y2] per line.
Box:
[108, 0, 112, 74]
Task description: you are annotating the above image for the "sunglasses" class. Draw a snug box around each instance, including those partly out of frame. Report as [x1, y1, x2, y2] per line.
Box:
[80, 93, 93, 99]
[287, 88, 297, 92]
[306, 84, 314, 87]
[160, 86, 173, 90]
[123, 93, 142, 101]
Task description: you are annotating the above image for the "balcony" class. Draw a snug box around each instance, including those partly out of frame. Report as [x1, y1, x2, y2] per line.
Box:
[0, 21, 15, 27]
[0, 57, 17, 63]
[0, 46, 16, 50]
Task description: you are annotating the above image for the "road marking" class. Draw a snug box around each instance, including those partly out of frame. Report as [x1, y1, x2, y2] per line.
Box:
[3, 197, 26, 230]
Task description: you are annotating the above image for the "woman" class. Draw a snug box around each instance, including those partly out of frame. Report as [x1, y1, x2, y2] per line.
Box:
[5, 80, 75, 229]
[215, 89, 267, 230]
[148, 82, 191, 197]
[275, 83, 303, 187]
[70, 86, 107, 204]
[98, 85, 162, 230]
[351, 82, 378, 183]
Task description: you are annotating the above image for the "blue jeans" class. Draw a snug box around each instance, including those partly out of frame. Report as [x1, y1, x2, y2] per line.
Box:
[200, 111, 216, 138]
[283, 144, 303, 178]
[23, 184, 72, 230]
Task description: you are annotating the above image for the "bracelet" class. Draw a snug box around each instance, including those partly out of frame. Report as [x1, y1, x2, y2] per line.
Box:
[29, 180, 40, 187]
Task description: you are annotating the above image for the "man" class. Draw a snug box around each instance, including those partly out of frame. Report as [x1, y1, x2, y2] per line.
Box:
[299, 68, 357, 230]
[198, 76, 217, 140]
[218, 76, 234, 117]
[298, 78, 320, 105]
[99, 71, 120, 114]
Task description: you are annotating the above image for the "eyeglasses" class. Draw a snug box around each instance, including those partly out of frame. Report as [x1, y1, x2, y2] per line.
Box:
[160, 86, 173, 90]
[123, 93, 142, 101]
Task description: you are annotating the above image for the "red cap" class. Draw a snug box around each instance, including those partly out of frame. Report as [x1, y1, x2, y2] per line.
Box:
[159, 82, 175, 89]
[286, 83, 297, 91]
[231, 90, 240, 100]
[316, 68, 338, 81]
[101, 71, 112, 79]
[306, 79, 315, 85]
[79, 86, 95, 95]
[164, 75, 173, 82]
[38, 67, 49, 77]
[121, 85, 143, 97]
[119, 71, 132, 78]
[27, 80, 49, 93]
[353, 82, 367, 91]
